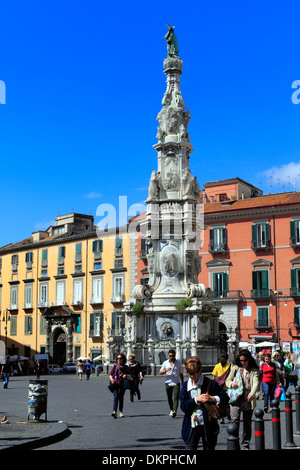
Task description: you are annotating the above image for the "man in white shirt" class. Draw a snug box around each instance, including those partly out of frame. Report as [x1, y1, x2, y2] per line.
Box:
[159, 349, 184, 417]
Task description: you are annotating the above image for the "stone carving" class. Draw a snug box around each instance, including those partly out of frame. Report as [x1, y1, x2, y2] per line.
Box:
[132, 284, 151, 300]
[161, 322, 173, 336]
[148, 170, 159, 200]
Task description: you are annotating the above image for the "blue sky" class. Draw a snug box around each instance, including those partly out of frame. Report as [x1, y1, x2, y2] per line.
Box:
[1, 0, 300, 247]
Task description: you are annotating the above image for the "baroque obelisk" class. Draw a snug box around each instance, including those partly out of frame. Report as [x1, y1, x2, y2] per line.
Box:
[125, 26, 222, 371]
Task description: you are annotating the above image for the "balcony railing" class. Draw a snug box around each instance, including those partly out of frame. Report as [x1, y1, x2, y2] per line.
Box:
[251, 289, 273, 299]
[251, 240, 271, 251]
[213, 290, 243, 299]
[254, 319, 274, 330]
[290, 237, 300, 248]
[290, 288, 300, 297]
[111, 294, 125, 303]
[209, 243, 226, 253]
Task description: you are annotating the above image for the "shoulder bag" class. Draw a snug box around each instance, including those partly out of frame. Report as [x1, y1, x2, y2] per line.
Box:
[203, 379, 230, 421]
[226, 366, 244, 405]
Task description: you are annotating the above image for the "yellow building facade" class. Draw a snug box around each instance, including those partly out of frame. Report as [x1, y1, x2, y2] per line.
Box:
[0, 213, 135, 366]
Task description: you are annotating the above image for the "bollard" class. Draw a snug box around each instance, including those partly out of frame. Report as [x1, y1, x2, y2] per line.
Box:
[227, 423, 240, 450]
[284, 391, 297, 447]
[28, 379, 48, 421]
[254, 408, 265, 450]
[294, 386, 300, 435]
[271, 399, 281, 450]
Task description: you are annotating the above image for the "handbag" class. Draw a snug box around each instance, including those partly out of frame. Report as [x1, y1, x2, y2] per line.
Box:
[280, 386, 286, 402]
[226, 366, 244, 405]
[108, 381, 116, 393]
[275, 386, 282, 399]
[203, 379, 230, 421]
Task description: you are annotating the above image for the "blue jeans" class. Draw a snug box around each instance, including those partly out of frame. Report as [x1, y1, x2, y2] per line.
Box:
[112, 386, 126, 412]
[262, 382, 276, 409]
[2, 373, 10, 388]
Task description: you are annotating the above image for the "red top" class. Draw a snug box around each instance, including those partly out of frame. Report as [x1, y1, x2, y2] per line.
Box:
[261, 362, 277, 384]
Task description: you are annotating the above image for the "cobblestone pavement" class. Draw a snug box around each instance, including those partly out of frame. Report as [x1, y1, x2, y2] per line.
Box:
[1, 373, 300, 453]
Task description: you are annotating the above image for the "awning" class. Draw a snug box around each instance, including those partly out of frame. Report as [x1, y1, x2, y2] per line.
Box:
[248, 332, 275, 340]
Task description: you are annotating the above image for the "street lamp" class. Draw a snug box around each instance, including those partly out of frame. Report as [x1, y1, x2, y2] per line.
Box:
[2, 309, 11, 354]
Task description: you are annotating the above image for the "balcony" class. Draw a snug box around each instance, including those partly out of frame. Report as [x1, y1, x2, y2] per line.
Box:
[251, 289, 273, 300]
[254, 319, 274, 330]
[213, 290, 243, 299]
[209, 243, 226, 254]
[22, 303, 33, 310]
[89, 329, 102, 338]
[290, 237, 300, 249]
[290, 287, 300, 297]
[251, 240, 271, 251]
[90, 297, 103, 305]
[37, 300, 48, 309]
[71, 299, 83, 307]
[111, 294, 125, 303]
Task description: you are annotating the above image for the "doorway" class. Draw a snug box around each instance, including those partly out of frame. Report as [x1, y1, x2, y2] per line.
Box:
[53, 327, 66, 365]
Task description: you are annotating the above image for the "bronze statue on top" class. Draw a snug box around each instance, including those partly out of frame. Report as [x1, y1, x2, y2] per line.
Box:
[164, 24, 179, 57]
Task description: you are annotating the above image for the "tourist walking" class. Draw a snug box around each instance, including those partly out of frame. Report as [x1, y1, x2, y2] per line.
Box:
[109, 353, 131, 418]
[85, 359, 92, 380]
[35, 359, 42, 379]
[272, 351, 285, 390]
[225, 349, 260, 450]
[77, 360, 84, 380]
[179, 356, 229, 450]
[212, 352, 232, 423]
[1, 356, 13, 389]
[127, 354, 143, 402]
[260, 353, 281, 413]
[159, 349, 184, 418]
[284, 353, 298, 392]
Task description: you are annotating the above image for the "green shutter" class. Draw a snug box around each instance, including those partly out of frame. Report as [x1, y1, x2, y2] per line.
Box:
[10, 317, 17, 336]
[291, 220, 296, 244]
[266, 223, 271, 246]
[90, 313, 95, 332]
[261, 270, 269, 295]
[252, 225, 257, 248]
[223, 272, 228, 294]
[258, 307, 269, 327]
[121, 311, 125, 330]
[294, 307, 300, 327]
[111, 311, 116, 334]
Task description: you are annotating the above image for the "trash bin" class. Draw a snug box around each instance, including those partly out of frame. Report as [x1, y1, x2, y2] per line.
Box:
[28, 379, 48, 421]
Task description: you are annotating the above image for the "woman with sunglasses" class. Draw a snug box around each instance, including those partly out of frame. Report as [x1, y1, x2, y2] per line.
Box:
[109, 353, 131, 418]
[225, 349, 260, 450]
[179, 356, 229, 450]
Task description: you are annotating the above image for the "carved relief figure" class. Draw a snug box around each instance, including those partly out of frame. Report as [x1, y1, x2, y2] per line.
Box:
[148, 170, 159, 200]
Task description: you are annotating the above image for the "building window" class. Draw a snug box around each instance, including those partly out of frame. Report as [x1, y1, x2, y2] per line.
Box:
[252, 269, 270, 298]
[112, 276, 125, 302]
[10, 316, 17, 336]
[294, 307, 300, 327]
[212, 272, 228, 298]
[251, 223, 271, 250]
[93, 261, 102, 271]
[115, 236, 123, 256]
[74, 313, 81, 333]
[58, 246, 65, 265]
[10, 286, 18, 309]
[56, 281, 65, 306]
[256, 307, 269, 328]
[111, 310, 125, 336]
[290, 220, 300, 246]
[91, 277, 103, 304]
[25, 251, 33, 269]
[89, 312, 103, 337]
[291, 268, 300, 296]
[75, 243, 82, 262]
[41, 248, 48, 267]
[39, 282, 48, 307]
[40, 314, 47, 334]
[24, 284, 33, 308]
[11, 254, 18, 271]
[72, 279, 83, 305]
[25, 316, 32, 335]
[92, 240, 103, 259]
[209, 227, 227, 252]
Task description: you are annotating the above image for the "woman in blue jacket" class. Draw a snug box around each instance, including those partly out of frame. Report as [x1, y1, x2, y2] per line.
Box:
[179, 356, 229, 450]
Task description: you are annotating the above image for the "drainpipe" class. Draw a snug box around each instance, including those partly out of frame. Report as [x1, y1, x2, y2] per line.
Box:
[272, 213, 280, 345]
